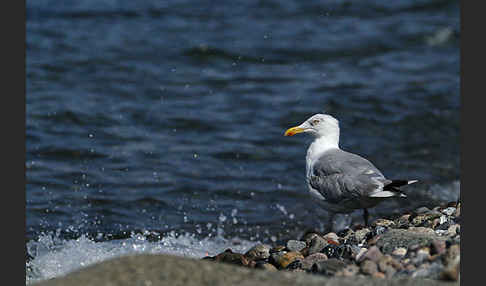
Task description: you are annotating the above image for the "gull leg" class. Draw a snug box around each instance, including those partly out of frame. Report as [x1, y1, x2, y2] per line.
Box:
[363, 208, 369, 226]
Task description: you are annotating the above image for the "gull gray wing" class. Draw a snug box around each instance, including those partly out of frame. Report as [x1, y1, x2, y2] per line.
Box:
[307, 149, 393, 204]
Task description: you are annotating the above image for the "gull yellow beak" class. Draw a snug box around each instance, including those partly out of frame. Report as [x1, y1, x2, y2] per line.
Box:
[284, 126, 305, 136]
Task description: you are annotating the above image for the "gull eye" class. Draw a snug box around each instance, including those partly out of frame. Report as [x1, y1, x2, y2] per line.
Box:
[312, 119, 320, 125]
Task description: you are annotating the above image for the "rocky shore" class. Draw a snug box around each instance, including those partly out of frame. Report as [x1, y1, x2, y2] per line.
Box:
[33, 201, 460, 286]
[205, 201, 461, 282]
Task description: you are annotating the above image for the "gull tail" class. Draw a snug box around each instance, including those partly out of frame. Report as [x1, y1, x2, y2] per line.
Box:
[368, 180, 418, 198]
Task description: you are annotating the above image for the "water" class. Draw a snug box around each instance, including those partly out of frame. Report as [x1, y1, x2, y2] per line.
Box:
[26, 0, 460, 283]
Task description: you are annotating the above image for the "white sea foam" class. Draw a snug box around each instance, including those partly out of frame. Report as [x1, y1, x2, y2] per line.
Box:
[26, 230, 258, 285]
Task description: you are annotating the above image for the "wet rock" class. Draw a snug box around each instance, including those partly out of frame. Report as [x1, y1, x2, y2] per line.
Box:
[391, 247, 407, 258]
[312, 258, 348, 276]
[214, 249, 249, 266]
[286, 240, 306, 252]
[360, 260, 378, 275]
[376, 229, 444, 254]
[254, 262, 278, 271]
[354, 228, 371, 244]
[271, 251, 304, 269]
[245, 244, 271, 261]
[307, 235, 328, 256]
[301, 253, 328, 271]
[372, 219, 395, 228]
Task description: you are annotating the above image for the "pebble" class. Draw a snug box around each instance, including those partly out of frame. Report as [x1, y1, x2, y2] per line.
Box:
[301, 253, 328, 271]
[441, 207, 456, 216]
[286, 240, 307, 252]
[447, 224, 460, 236]
[307, 235, 329, 255]
[255, 262, 278, 271]
[312, 258, 348, 276]
[395, 214, 411, 228]
[372, 272, 386, 279]
[355, 248, 368, 262]
[360, 246, 383, 263]
[271, 251, 304, 269]
[354, 228, 371, 243]
[372, 219, 395, 228]
[323, 232, 339, 244]
[430, 240, 446, 255]
[214, 249, 249, 266]
[207, 201, 460, 282]
[335, 264, 359, 277]
[244, 244, 271, 260]
[360, 260, 378, 275]
[391, 247, 407, 258]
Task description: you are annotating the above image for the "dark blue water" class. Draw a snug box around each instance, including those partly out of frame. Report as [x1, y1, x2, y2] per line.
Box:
[26, 0, 460, 281]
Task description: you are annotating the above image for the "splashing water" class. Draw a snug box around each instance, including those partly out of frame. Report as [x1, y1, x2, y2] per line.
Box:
[26, 229, 258, 285]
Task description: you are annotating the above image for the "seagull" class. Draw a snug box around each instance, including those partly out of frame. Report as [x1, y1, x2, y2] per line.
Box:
[284, 113, 417, 229]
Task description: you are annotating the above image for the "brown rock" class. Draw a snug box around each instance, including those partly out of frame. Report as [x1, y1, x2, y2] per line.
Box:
[440, 255, 460, 281]
[255, 262, 278, 271]
[245, 244, 271, 261]
[372, 272, 386, 279]
[215, 249, 249, 266]
[272, 251, 304, 269]
[443, 244, 460, 266]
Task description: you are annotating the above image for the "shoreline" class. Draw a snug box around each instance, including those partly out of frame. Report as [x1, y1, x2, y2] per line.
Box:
[32, 201, 460, 285]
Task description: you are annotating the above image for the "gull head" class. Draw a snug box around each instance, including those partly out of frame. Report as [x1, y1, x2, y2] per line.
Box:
[284, 113, 340, 139]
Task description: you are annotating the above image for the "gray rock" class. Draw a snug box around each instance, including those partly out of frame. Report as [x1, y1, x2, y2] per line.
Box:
[33, 253, 459, 286]
[376, 229, 445, 254]
[307, 235, 329, 255]
[286, 240, 307, 252]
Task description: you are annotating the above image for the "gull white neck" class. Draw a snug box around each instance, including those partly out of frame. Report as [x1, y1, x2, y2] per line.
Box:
[306, 136, 340, 174]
